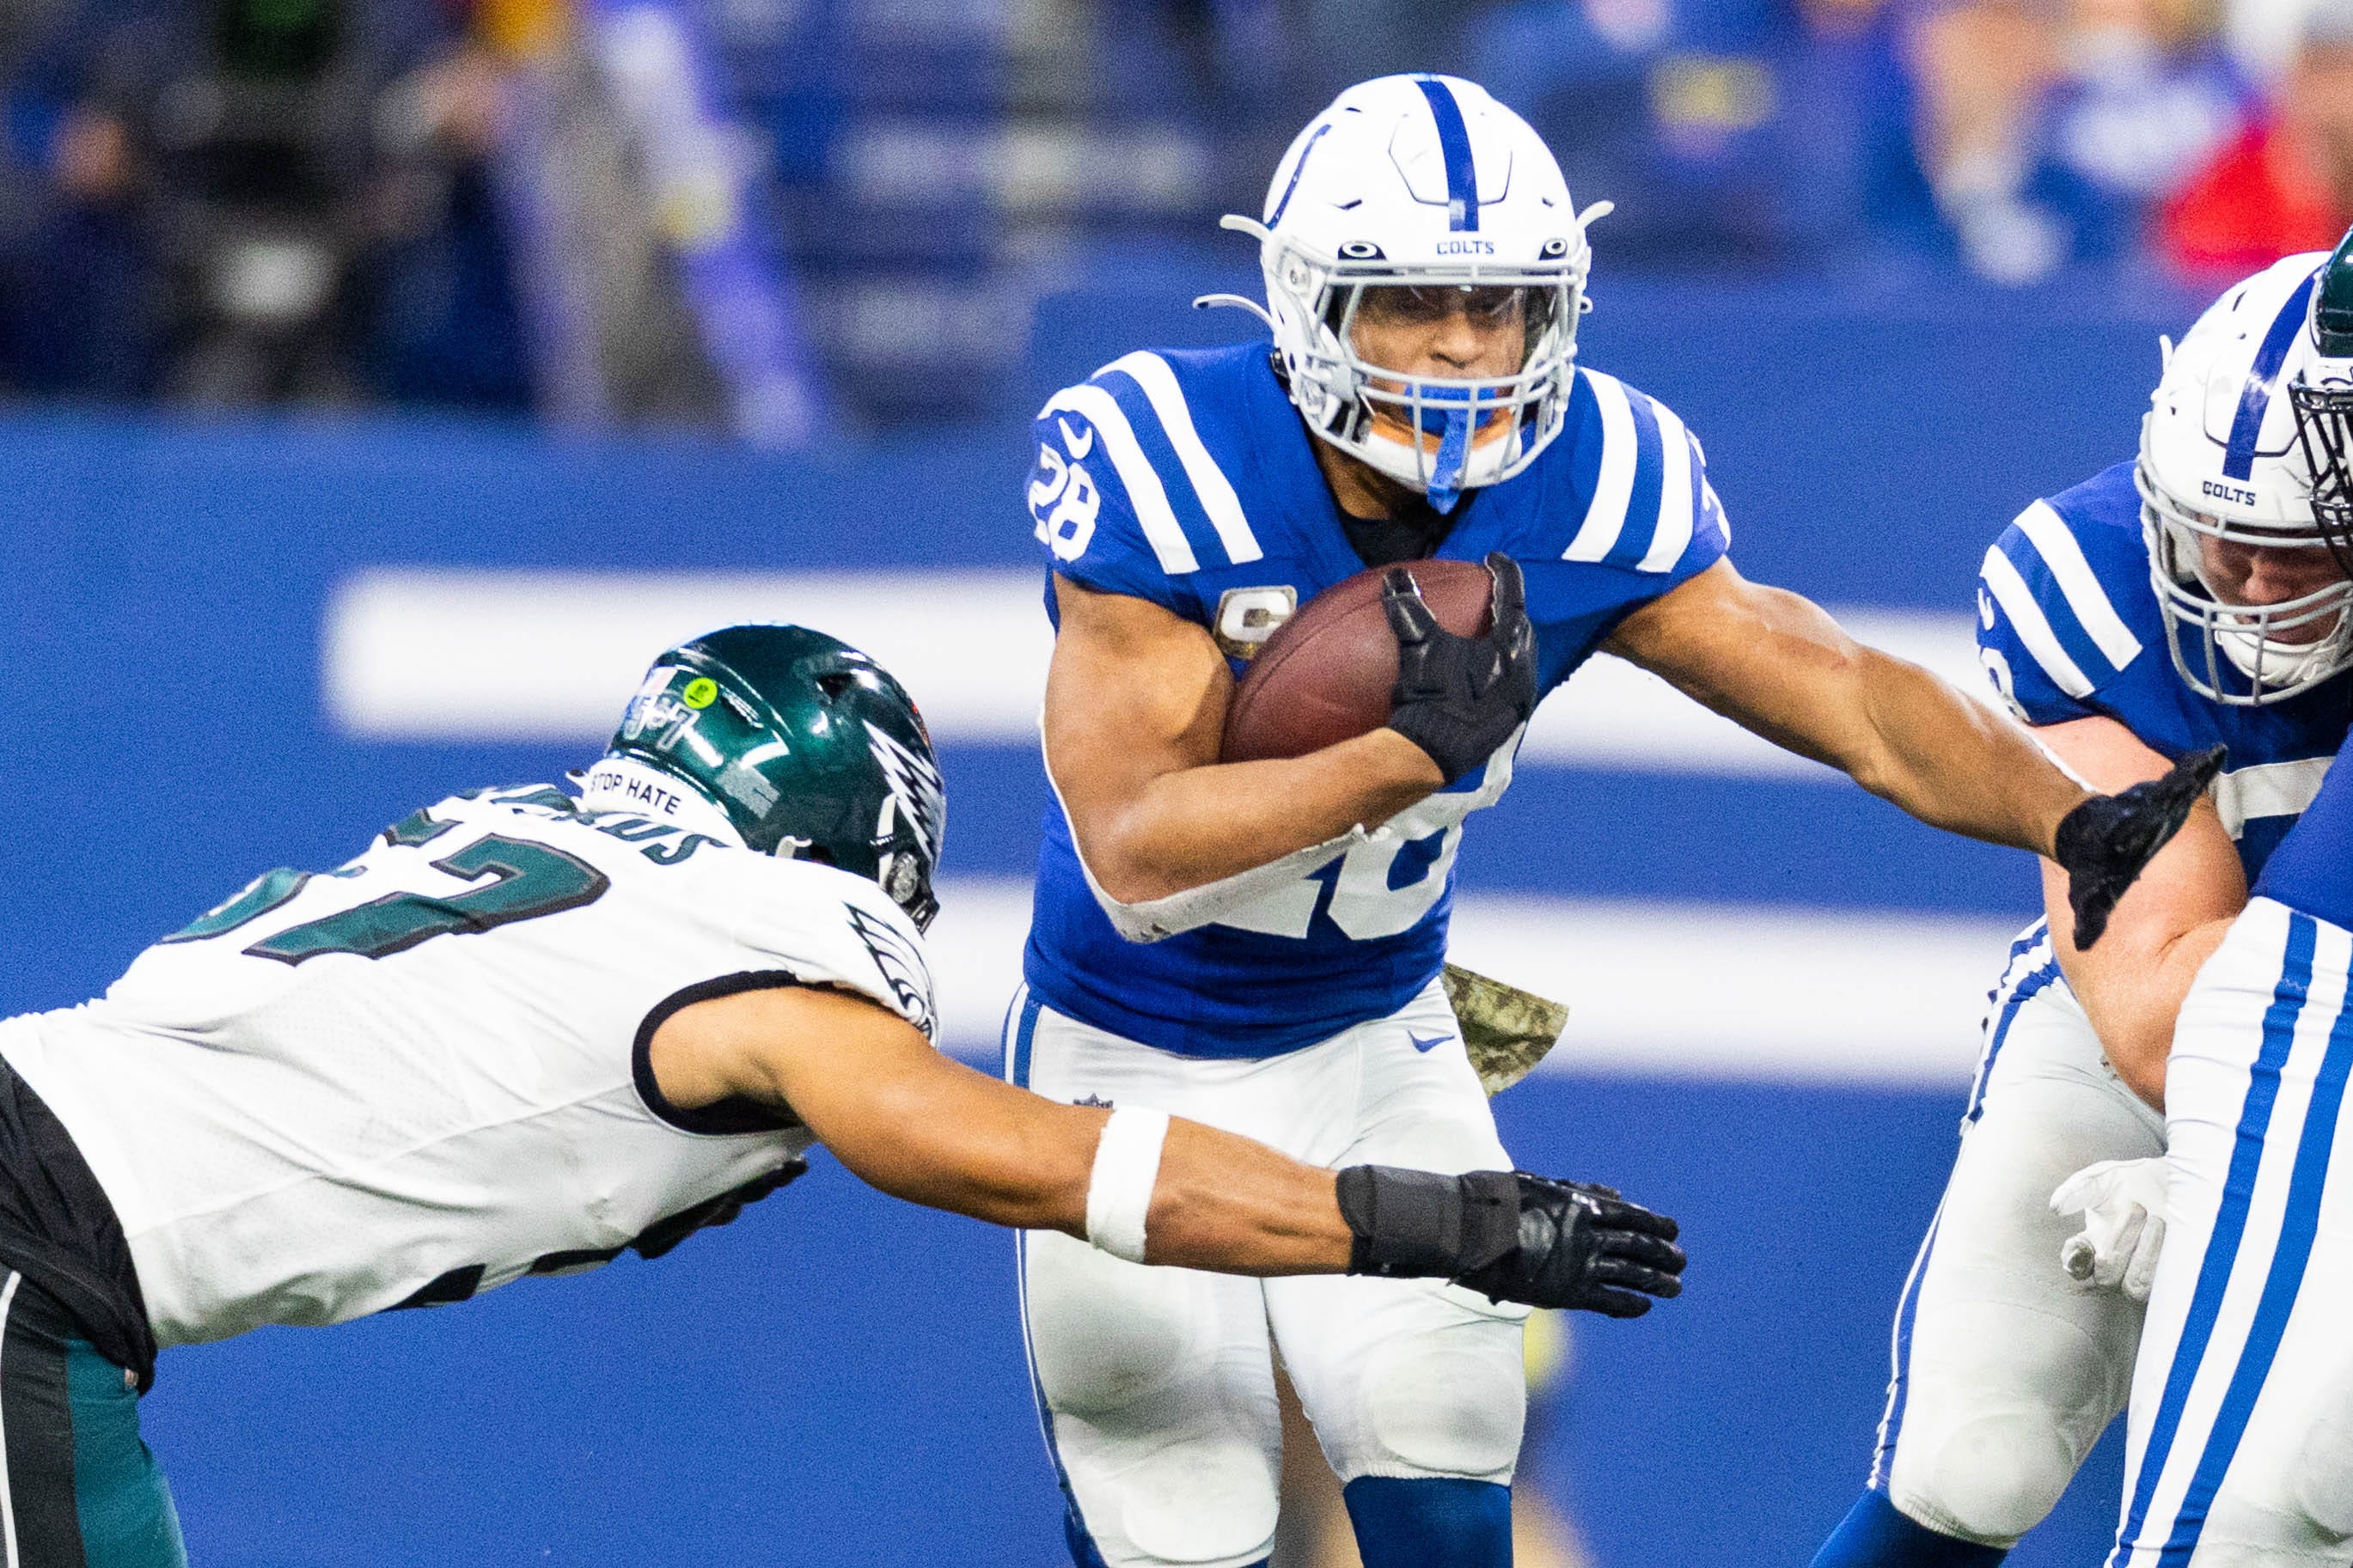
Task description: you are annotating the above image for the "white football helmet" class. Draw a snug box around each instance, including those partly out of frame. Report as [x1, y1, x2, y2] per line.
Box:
[2139, 250, 2353, 705]
[1208, 74, 1610, 512]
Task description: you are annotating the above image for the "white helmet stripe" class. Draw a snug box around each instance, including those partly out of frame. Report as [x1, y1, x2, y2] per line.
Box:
[1105, 352, 1262, 565]
[2014, 501, 2143, 670]
[1037, 383, 1201, 575]
[1981, 544, 2097, 698]
[1564, 370, 1638, 560]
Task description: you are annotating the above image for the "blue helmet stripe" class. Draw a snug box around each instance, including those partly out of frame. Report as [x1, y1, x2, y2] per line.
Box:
[1410, 75, 1480, 232]
[2224, 269, 2321, 480]
[1267, 122, 1330, 229]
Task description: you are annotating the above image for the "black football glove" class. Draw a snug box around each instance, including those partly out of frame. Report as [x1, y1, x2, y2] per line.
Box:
[1335, 1165, 1686, 1318]
[1384, 552, 1538, 784]
[2054, 744, 2227, 949]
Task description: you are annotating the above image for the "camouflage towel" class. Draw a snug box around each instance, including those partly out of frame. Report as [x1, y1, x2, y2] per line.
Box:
[1441, 963, 1570, 1097]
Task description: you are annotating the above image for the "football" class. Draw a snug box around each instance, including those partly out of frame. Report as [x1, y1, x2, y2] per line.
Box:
[1220, 558, 1497, 763]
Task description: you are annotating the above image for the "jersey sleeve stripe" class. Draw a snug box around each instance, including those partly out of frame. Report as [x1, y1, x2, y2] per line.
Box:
[2213, 757, 2333, 839]
[1103, 352, 1264, 567]
[1038, 384, 1201, 575]
[1636, 399, 1697, 573]
[1980, 544, 2096, 698]
[2013, 501, 2144, 670]
[1563, 369, 1637, 561]
[1601, 388, 1668, 570]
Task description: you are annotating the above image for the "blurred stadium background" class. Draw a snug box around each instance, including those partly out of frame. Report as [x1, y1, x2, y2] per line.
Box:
[0, 0, 2347, 1561]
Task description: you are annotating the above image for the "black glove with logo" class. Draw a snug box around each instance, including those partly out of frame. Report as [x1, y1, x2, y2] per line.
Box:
[2055, 744, 2227, 949]
[1384, 552, 1539, 784]
[1335, 1165, 1686, 1318]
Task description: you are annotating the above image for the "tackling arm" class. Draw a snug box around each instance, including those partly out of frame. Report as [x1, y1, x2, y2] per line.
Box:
[2033, 716, 2245, 1109]
[648, 983, 1686, 1313]
[1045, 574, 1443, 903]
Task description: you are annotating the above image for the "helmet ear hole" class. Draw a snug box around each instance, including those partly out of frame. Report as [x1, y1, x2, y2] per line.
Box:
[816, 673, 857, 700]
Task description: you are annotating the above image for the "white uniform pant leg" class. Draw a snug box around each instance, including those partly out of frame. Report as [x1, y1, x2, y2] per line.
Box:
[1879, 943, 2165, 1547]
[1007, 986, 1360, 1568]
[1262, 981, 1531, 1489]
[2112, 900, 2353, 1567]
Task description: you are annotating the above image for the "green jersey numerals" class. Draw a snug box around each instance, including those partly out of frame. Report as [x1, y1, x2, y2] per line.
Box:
[246, 834, 609, 965]
[166, 819, 609, 965]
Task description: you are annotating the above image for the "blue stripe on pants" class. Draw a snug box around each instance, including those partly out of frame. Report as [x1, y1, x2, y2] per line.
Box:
[2111, 912, 2319, 1565]
[1868, 1204, 1946, 1490]
[2148, 926, 2353, 1563]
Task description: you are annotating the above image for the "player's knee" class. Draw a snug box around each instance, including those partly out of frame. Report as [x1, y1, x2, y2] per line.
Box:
[1896, 1413, 2076, 1547]
[2285, 1400, 2353, 1543]
[1340, 1313, 1525, 1483]
[1024, 1236, 1196, 1419]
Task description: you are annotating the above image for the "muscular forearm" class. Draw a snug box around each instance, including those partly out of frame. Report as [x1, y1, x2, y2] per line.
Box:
[1065, 727, 1442, 903]
[802, 1046, 1354, 1272]
[1842, 645, 2085, 856]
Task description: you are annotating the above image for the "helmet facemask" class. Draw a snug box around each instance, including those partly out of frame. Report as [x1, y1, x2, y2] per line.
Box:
[2137, 442, 2353, 705]
[1244, 219, 1591, 512]
[2295, 369, 2353, 578]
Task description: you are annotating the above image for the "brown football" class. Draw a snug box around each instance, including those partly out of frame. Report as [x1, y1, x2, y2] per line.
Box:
[1219, 558, 1496, 763]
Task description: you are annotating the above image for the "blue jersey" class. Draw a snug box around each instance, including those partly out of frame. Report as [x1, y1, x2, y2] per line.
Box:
[1021, 342, 1730, 1058]
[1977, 461, 2349, 884]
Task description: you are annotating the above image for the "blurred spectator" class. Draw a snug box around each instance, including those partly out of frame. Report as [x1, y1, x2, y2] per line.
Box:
[1909, 0, 2251, 282]
[2160, 0, 2353, 273]
[0, 0, 529, 409]
[1465, 0, 1910, 268]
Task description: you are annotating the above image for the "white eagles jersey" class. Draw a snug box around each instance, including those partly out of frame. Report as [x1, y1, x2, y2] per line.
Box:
[0, 784, 938, 1350]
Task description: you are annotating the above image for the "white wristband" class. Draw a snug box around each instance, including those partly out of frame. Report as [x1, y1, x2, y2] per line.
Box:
[1085, 1106, 1171, 1264]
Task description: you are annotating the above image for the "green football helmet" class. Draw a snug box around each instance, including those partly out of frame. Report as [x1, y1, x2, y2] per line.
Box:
[602, 625, 946, 930]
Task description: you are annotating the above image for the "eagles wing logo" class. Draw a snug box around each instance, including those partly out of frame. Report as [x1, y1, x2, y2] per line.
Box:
[865, 726, 946, 860]
[845, 903, 938, 1040]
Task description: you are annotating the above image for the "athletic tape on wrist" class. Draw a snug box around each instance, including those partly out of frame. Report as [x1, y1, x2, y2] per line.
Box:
[1085, 1106, 1170, 1264]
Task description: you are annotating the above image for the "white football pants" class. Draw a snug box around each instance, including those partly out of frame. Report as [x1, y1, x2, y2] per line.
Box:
[1873, 924, 2166, 1548]
[1003, 979, 1530, 1568]
[2111, 899, 2353, 1567]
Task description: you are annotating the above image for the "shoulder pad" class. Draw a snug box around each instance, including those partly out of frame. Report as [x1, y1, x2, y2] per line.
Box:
[1029, 351, 1266, 595]
[1977, 486, 2151, 717]
[1549, 369, 1730, 577]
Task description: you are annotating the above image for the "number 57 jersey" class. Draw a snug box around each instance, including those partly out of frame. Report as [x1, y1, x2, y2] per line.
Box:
[0, 785, 938, 1351]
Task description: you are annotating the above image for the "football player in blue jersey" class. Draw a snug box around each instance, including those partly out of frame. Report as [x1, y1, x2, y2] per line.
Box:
[2092, 235, 2353, 1566]
[1013, 72, 2216, 1568]
[1812, 235, 2353, 1568]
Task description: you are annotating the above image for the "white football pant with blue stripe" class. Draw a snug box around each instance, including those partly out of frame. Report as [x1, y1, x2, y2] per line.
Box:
[1871, 924, 2163, 1547]
[1003, 978, 1529, 1568]
[2112, 900, 2353, 1565]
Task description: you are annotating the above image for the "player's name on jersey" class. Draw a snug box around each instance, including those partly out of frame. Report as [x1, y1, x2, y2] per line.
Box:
[325, 567, 1985, 777]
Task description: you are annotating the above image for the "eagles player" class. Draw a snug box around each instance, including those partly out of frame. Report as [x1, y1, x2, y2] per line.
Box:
[0, 624, 1688, 1568]
[1814, 236, 2353, 1568]
[1018, 72, 2215, 1568]
[2102, 248, 2353, 1565]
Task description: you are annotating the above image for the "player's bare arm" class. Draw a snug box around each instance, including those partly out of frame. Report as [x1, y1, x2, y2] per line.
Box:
[650, 980, 1685, 1309]
[1604, 557, 2224, 945]
[650, 981, 1352, 1272]
[1044, 574, 1443, 903]
[2032, 717, 2244, 1107]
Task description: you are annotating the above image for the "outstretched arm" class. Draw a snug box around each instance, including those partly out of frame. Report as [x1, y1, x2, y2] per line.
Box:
[1605, 559, 2087, 854]
[1606, 560, 2221, 948]
[649, 983, 1685, 1315]
[653, 981, 1352, 1272]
